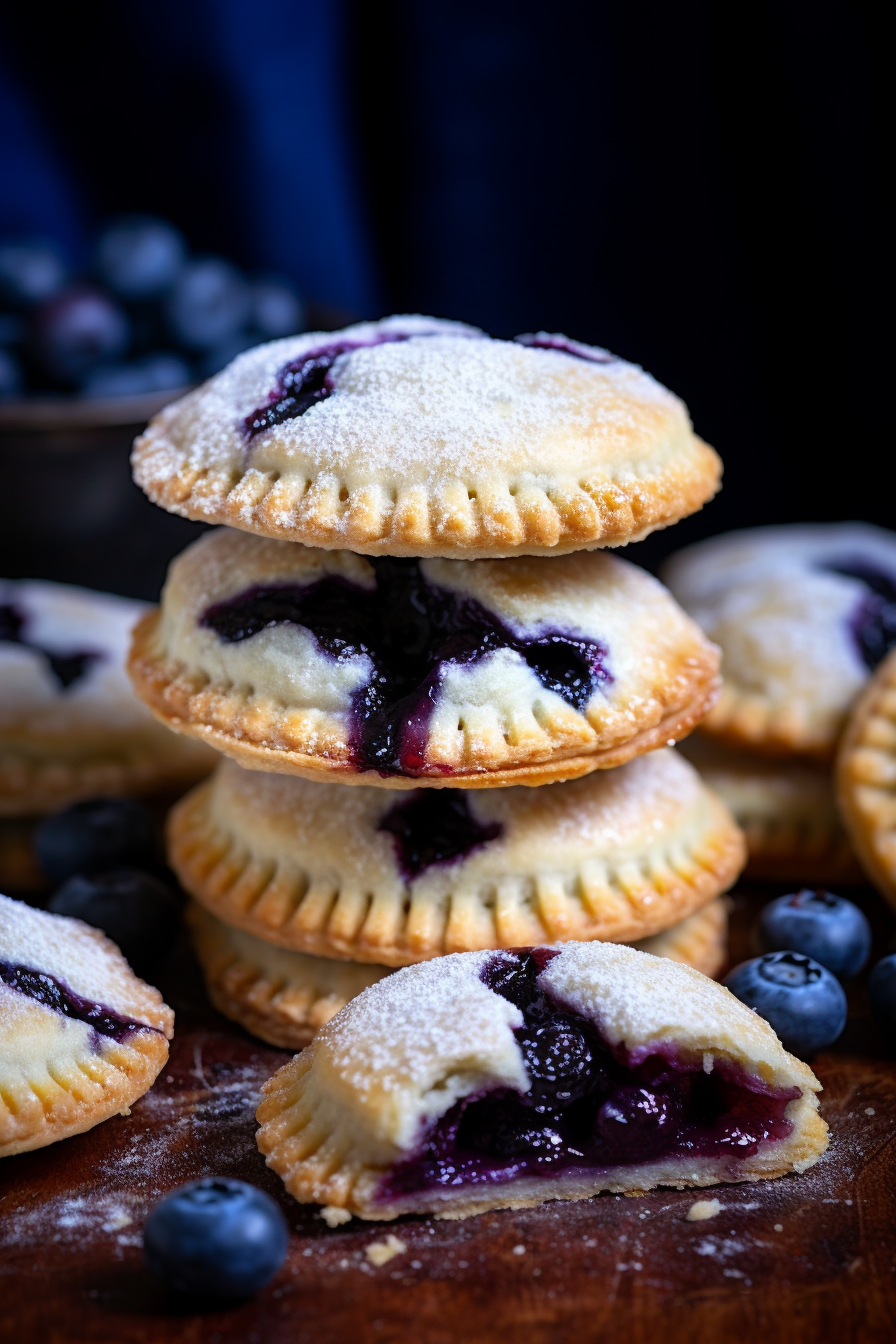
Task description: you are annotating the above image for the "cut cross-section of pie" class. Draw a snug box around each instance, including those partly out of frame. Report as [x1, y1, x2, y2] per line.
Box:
[255, 942, 828, 1220]
[132, 316, 721, 559]
[0, 893, 173, 1157]
[128, 526, 721, 787]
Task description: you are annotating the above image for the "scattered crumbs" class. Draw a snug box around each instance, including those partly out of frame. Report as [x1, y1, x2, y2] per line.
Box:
[101, 1211, 133, 1232]
[532, 1267, 542, 1277]
[686, 1199, 721, 1222]
[366, 1235, 407, 1268]
[774, 1224, 784, 1233]
[845, 1200, 853, 1206]
[865, 1108, 876, 1116]
[723, 1268, 749, 1281]
[410, 1260, 422, 1270]
[320, 1206, 352, 1229]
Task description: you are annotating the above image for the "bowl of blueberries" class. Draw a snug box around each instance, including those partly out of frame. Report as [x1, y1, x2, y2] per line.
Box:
[0, 217, 309, 597]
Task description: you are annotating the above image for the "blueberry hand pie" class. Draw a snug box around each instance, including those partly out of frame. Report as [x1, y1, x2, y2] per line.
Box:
[662, 523, 896, 759]
[255, 942, 827, 1221]
[681, 735, 861, 884]
[188, 898, 727, 1051]
[837, 647, 896, 907]
[168, 750, 744, 965]
[128, 527, 720, 787]
[132, 316, 721, 559]
[1, 579, 213, 816]
[0, 893, 173, 1157]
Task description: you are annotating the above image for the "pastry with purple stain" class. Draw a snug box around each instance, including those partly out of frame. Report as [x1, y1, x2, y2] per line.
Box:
[1, 578, 213, 820]
[255, 942, 827, 1221]
[662, 523, 896, 761]
[187, 898, 728, 1052]
[0, 893, 173, 1157]
[128, 527, 721, 787]
[131, 315, 721, 559]
[166, 750, 744, 966]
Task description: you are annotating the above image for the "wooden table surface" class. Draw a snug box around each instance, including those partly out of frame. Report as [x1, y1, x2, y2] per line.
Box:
[2, 890, 895, 1344]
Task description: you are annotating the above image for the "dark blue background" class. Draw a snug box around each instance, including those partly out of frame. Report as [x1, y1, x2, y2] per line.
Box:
[0, 0, 885, 562]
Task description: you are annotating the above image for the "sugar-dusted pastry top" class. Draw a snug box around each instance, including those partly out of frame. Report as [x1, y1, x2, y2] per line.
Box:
[129, 527, 720, 786]
[168, 749, 745, 964]
[256, 942, 827, 1220]
[1, 578, 212, 815]
[663, 523, 896, 759]
[132, 316, 721, 558]
[0, 893, 173, 1158]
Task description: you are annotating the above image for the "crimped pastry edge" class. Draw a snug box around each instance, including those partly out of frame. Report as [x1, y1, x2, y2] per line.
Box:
[167, 772, 745, 966]
[128, 608, 722, 790]
[836, 646, 896, 906]
[133, 397, 722, 559]
[0, 743, 212, 818]
[189, 899, 729, 1050]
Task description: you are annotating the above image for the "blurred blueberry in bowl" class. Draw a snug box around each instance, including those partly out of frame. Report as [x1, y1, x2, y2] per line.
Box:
[81, 351, 191, 399]
[197, 332, 257, 380]
[0, 239, 69, 308]
[29, 284, 130, 386]
[250, 276, 305, 339]
[166, 257, 251, 351]
[94, 215, 186, 300]
[0, 346, 23, 399]
[758, 888, 871, 978]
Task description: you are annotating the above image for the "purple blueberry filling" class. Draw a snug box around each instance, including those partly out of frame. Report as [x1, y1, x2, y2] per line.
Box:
[377, 791, 503, 878]
[0, 602, 100, 690]
[244, 328, 615, 440]
[379, 950, 799, 1200]
[0, 957, 157, 1044]
[201, 558, 611, 776]
[821, 558, 896, 670]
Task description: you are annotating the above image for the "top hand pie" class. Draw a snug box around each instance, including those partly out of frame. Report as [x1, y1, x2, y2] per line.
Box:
[132, 316, 721, 559]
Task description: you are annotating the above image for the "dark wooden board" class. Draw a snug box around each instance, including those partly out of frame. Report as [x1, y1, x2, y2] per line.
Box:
[2, 891, 896, 1344]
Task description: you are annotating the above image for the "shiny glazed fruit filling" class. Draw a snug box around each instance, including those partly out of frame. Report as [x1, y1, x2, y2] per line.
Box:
[380, 950, 799, 1198]
[0, 958, 152, 1044]
[201, 559, 611, 776]
[822, 557, 896, 669]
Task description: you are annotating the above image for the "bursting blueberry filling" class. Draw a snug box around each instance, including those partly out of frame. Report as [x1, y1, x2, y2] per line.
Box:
[821, 558, 896, 670]
[377, 791, 503, 878]
[244, 329, 617, 440]
[0, 602, 100, 690]
[0, 957, 156, 1044]
[379, 950, 799, 1199]
[201, 558, 611, 776]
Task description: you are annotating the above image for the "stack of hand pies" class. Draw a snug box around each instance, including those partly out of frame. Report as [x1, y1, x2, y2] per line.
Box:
[122, 317, 836, 1221]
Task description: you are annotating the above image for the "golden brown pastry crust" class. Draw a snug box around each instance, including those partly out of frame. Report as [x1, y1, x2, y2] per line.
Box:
[132, 319, 721, 558]
[189, 899, 728, 1050]
[167, 751, 745, 966]
[836, 646, 896, 906]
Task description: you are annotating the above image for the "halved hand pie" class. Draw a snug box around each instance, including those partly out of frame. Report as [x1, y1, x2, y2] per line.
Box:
[1, 578, 213, 817]
[188, 898, 728, 1051]
[128, 527, 720, 787]
[662, 523, 896, 760]
[0, 893, 173, 1157]
[168, 750, 744, 966]
[681, 735, 861, 884]
[837, 646, 896, 907]
[132, 316, 721, 559]
[255, 942, 827, 1221]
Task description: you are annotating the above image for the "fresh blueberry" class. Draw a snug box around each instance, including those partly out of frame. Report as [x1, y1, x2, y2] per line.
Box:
[249, 277, 306, 339]
[35, 797, 160, 884]
[143, 1178, 288, 1299]
[48, 869, 180, 976]
[94, 215, 186, 300]
[0, 346, 23, 399]
[29, 285, 130, 385]
[724, 952, 847, 1057]
[759, 888, 871, 978]
[868, 954, 896, 1041]
[0, 239, 68, 307]
[166, 257, 251, 351]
